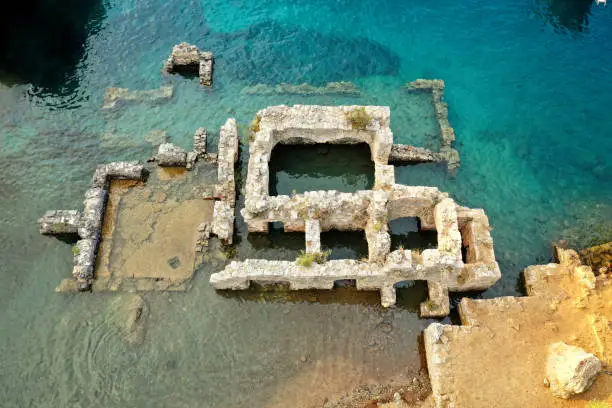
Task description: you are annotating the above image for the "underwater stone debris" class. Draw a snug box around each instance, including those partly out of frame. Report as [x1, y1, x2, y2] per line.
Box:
[210, 104, 500, 315]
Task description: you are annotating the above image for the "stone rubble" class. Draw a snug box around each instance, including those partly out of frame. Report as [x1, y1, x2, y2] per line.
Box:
[162, 42, 214, 86]
[212, 105, 500, 314]
[545, 342, 602, 399]
[102, 86, 173, 109]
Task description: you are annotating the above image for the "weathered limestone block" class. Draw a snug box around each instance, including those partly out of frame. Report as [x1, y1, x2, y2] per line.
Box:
[102, 86, 173, 109]
[163, 42, 201, 71]
[92, 161, 145, 188]
[434, 198, 462, 260]
[380, 285, 397, 308]
[72, 238, 97, 289]
[420, 281, 450, 317]
[374, 163, 395, 190]
[545, 342, 602, 399]
[216, 118, 238, 205]
[305, 219, 321, 253]
[387, 185, 446, 230]
[367, 229, 391, 263]
[199, 52, 214, 86]
[78, 188, 107, 239]
[156, 143, 187, 167]
[212, 201, 234, 244]
[580, 241, 612, 272]
[423, 323, 462, 407]
[193, 127, 207, 157]
[39, 210, 80, 235]
[389, 144, 442, 163]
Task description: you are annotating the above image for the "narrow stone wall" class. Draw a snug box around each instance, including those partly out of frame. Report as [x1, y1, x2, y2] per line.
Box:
[210, 118, 238, 244]
[406, 79, 460, 170]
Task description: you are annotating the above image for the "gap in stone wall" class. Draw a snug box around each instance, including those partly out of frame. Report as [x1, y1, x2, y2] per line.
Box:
[320, 230, 369, 260]
[393, 161, 448, 187]
[245, 221, 305, 259]
[268, 143, 374, 195]
[388, 217, 438, 251]
[394, 280, 429, 312]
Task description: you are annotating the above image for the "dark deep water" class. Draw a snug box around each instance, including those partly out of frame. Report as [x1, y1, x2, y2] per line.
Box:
[0, 0, 611, 406]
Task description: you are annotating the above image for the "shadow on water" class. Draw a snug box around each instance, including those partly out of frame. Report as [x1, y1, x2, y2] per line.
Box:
[535, 0, 594, 32]
[0, 0, 106, 91]
[269, 143, 374, 195]
[321, 230, 369, 260]
[215, 20, 400, 85]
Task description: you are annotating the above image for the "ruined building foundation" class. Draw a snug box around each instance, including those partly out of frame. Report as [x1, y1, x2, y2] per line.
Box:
[210, 104, 500, 316]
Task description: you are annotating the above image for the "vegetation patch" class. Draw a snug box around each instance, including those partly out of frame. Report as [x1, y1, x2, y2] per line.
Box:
[345, 107, 372, 130]
[296, 249, 332, 267]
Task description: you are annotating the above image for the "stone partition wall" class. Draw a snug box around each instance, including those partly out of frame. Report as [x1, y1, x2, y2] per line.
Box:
[39, 162, 146, 290]
[213, 104, 500, 315]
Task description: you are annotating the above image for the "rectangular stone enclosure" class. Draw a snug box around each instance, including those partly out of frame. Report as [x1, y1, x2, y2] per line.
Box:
[210, 105, 500, 316]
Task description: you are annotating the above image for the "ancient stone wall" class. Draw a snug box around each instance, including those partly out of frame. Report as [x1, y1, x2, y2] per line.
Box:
[39, 162, 146, 290]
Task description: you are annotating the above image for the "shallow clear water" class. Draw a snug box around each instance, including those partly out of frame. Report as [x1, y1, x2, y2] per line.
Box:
[1, 0, 612, 406]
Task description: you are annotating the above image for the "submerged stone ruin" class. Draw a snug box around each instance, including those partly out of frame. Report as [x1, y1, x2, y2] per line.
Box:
[162, 42, 214, 86]
[424, 245, 611, 407]
[404, 79, 460, 170]
[39, 120, 238, 292]
[101, 85, 173, 109]
[210, 104, 500, 316]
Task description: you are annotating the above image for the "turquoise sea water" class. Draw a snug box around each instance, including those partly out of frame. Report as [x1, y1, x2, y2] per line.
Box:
[1, 0, 611, 406]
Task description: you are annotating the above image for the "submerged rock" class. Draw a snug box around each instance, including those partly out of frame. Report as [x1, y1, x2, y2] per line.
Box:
[114, 295, 149, 346]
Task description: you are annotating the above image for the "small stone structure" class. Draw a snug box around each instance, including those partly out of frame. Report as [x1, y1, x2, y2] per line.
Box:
[102, 86, 173, 109]
[545, 342, 602, 399]
[39, 162, 147, 290]
[405, 79, 460, 170]
[423, 246, 611, 407]
[210, 105, 500, 314]
[162, 42, 214, 86]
